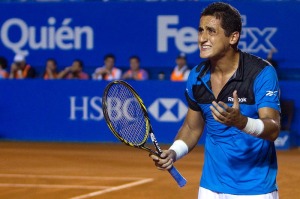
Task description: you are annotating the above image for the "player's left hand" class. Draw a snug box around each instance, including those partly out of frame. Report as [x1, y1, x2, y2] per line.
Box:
[209, 90, 247, 129]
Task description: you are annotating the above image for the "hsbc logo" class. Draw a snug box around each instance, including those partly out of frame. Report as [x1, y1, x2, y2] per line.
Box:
[148, 98, 188, 122]
[69, 96, 188, 122]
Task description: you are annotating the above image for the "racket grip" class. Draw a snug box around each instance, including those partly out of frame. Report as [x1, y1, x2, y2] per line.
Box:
[168, 166, 187, 187]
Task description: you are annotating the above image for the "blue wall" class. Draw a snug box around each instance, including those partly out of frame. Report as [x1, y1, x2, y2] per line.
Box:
[0, 80, 189, 143]
[0, 1, 298, 69]
[0, 80, 299, 146]
[0, 0, 299, 147]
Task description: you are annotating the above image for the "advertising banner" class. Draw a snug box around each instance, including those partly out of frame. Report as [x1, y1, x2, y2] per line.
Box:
[0, 2, 298, 69]
[0, 80, 192, 143]
[0, 80, 299, 146]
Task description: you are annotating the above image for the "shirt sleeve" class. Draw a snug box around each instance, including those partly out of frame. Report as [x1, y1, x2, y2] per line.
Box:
[254, 65, 280, 112]
[185, 68, 202, 112]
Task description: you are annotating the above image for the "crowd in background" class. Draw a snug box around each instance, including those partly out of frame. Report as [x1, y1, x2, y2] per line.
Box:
[0, 48, 279, 82]
[0, 53, 191, 82]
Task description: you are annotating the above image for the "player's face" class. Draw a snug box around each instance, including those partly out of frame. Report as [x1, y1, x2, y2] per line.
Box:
[130, 58, 140, 71]
[198, 16, 231, 60]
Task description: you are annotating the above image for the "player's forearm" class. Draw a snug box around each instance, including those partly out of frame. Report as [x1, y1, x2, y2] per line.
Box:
[173, 116, 204, 151]
[258, 118, 280, 142]
[169, 109, 204, 161]
[240, 116, 280, 142]
[175, 125, 203, 152]
[169, 124, 203, 162]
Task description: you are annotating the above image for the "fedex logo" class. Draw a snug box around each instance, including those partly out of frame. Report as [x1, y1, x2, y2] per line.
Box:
[157, 15, 198, 53]
[157, 15, 277, 54]
[239, 15, 277, 53]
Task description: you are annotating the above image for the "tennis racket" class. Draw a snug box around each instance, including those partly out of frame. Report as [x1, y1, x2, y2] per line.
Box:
[102, 80, 187, 187]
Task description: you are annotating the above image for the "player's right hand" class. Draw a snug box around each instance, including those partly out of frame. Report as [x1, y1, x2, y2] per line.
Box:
[149, 150, 176, 170]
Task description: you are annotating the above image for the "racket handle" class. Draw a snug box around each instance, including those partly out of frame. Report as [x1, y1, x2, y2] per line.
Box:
[168, 166, 187, 187]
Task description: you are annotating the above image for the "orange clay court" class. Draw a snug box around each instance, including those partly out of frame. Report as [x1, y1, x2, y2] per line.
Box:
[0, 142, 299, 199]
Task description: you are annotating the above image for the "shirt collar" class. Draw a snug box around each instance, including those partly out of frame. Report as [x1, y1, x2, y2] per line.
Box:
[197, 50, 244, 81]
[234, 50, 244, 81]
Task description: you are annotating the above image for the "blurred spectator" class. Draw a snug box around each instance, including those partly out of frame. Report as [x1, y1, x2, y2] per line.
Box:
[267, 48, 278, 69]
[170, 53, 190, 81]
[92, 54, 121, 80]
[122, 56, 148, 80]
[57, 59, 89, 80]
[9, 54, 36, 79]
[0, 56, 8, 79]
[43, 58, 58, 80]
[158, 71, 165, 80]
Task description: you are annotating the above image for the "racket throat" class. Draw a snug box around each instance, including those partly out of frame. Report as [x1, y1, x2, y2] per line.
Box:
[149, 132, 163, 154]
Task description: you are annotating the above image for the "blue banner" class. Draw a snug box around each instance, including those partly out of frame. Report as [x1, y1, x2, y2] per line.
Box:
[0, 2, 298, 69]
[0, 80, 299, 145]
[0, 80, 192, 143]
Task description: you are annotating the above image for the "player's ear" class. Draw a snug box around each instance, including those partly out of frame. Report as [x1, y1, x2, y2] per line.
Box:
[229, 31, 240, 46]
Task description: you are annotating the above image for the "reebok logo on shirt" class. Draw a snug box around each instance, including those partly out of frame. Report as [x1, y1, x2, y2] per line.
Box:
[266, 91, 278, 97]
[228, 97, 247, 103]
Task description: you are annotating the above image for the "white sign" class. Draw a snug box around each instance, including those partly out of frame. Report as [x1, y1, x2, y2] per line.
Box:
[1, 17, 94, 56]
[157, 15, 277, 54]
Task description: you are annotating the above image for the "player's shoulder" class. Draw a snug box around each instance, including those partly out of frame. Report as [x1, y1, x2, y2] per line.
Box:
[241, 51, 277, 79]
[241, 51, 271, 71]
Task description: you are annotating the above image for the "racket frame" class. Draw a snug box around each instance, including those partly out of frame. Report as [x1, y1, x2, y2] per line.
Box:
[102, 80, 158, 155]
[102, 80, 187, 187]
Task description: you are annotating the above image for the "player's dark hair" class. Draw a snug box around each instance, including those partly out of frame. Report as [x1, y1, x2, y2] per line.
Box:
[0, 56, 8, 69]
[74, 59, 84, 68]
[129, 55, 140, 62]
[201, 2, 242, 37]
[104, 54, 115, 61]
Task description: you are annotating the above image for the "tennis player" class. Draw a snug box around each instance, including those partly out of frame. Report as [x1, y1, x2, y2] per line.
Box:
[150, 2, 280, 199]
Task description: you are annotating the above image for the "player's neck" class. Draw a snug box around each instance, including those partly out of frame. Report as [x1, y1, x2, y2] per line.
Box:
[210, 50, 239, 75]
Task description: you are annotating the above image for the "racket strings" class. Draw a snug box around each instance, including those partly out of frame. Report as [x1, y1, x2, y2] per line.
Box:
[106, 84, 148, 146]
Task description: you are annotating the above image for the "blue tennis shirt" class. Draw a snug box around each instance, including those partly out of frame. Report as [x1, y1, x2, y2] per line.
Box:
[185, 51, 280, 195]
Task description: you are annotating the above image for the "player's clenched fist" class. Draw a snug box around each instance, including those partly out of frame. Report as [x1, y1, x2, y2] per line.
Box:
[150, 150, 176, 170]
